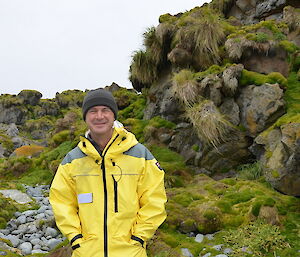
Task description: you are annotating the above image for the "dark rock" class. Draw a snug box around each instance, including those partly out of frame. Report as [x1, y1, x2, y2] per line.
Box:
[254, 123, 300, 196]
[237, 83, 286, 137]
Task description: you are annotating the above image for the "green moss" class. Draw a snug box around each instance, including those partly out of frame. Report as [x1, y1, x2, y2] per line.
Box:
[271, 170, 280, 178]
[114, 90, 146, 121]
[55, 89, 85, 108]
[223, 215, 245, 228]
[148, 116, 176, 129]
[223, 189, 255, 205]
[221, 178, 237, 186]
[251, 201, 262, 216]
[216, 200, 233, 214]
[18, 167, 53, 185]
[147, 145, 187, 173]
[279, 40, 299, 53]
[240, 69, 288, 87]
[122, 118, 148, 142]
[0, 134, 14, 152]
[192, 144, 200, 152]
[50, 130, 72, 146]
[159, 13, 176, 23]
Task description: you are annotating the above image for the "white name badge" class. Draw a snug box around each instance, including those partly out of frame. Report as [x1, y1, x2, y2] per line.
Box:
[78, 193, 93, 204]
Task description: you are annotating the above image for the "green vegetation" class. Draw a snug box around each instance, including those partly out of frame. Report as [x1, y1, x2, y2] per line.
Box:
[237, 161, 263, 180]
[239, 69, 288, 87]
[129, 50, 158, 88]
[186, 100, 235, 147]
[223, 219, 290, 256]
[172, 69, 199, 106]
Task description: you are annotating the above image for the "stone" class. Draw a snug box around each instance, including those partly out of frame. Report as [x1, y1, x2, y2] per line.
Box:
[16, 215, 27, 224]
[17, 90, 42, 106]
[19, 242, 32, 255]
[181, 248, 194, 257]
[195, 234, 204, 243]
[6, 235, 20, 247]
[6, 123, 19, 137]
[47, 238, 62, 250]
[213, 244, 223, 251]
[237, 83, 285, 137]
[45, 228, 59, 238]
[0, 190, 32, 204]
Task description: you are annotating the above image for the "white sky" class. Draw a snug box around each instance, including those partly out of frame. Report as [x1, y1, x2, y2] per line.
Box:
[0, 0, 209, 99]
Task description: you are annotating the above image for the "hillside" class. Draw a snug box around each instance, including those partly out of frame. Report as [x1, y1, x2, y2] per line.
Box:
[0, 0, 300, 256]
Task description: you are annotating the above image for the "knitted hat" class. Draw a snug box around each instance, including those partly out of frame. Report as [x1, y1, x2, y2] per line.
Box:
[82, 89, 118, 120]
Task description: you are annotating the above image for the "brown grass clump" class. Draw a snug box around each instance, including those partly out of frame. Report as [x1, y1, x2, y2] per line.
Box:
[172, 69, 200, 106]
[175, 7, 225, 69]
[186, 100, 235, 147]
[129, 50, 158, 88]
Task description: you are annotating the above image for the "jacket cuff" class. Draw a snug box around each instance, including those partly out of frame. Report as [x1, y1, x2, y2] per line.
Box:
[131, 235, 145, 247]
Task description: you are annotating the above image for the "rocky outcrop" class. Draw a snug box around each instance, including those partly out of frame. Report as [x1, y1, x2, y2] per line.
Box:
[17, 90, 42, 106]
[251, 122, 300, 196]
[144, 72, 184, 122]
[225, 0, 300, 25]
[237, 83, 286, 137]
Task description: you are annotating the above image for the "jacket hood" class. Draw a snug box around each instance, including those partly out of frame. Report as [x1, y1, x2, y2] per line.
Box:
[78, 126, 138, 159]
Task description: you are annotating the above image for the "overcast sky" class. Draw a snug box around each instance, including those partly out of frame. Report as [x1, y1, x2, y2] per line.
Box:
[0, 0, 209, 99]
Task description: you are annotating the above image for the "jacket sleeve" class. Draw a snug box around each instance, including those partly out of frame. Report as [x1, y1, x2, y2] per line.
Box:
[49, 163, 83, 246]
[131, 157, 167, 245]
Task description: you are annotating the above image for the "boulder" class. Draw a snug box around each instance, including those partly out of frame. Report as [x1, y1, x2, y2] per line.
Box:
[167, 47, 193, 68]
[144, 74, 184, 122]
[17, 90, 42, 105]
[252, 122, 300, 196]
[237, 83, 286, 137]
[241, 46, 289, 77]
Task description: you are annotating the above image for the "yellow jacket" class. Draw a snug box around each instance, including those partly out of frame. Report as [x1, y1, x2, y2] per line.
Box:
[49, 126, 167, 257]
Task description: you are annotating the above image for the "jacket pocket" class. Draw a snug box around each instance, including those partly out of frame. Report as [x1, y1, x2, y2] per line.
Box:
[71, 237, 98, 257]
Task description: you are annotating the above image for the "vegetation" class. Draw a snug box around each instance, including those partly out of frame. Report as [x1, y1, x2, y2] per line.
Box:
[186, 100, 235, 147]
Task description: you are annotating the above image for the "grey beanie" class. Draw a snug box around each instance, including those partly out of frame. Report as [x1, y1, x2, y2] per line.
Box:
[82, 88, 118, 120]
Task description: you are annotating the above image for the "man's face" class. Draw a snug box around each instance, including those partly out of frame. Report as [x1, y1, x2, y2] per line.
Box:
[85, 105, 115, 138]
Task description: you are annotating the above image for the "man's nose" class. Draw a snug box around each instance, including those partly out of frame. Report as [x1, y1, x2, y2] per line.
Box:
[95, 110, 104, 119]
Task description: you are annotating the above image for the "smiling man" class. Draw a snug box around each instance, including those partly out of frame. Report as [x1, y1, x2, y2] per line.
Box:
[49, 88, 167, 257]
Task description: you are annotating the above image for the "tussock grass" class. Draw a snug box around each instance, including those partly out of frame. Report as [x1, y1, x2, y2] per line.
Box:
[186, 100, 235, 147]
[172, 69, 200, 106]
[175, 7, 225, 69]
[143, 26, 163, 65]
[129, 50, 158, 87]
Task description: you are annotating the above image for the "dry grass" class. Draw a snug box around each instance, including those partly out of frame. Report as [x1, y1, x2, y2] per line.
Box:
[172, 69, 200, 106]
[129, 50, 158, 86]
[186, 100, 235, 147]
[175, 8, 225, 69]
[143, 26, 164, 65]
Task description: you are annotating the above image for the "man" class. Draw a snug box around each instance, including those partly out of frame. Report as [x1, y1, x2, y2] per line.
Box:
[49, 88, 167, 257]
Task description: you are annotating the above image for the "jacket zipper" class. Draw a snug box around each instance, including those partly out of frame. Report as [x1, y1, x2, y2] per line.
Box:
[100, 134, 119, 257]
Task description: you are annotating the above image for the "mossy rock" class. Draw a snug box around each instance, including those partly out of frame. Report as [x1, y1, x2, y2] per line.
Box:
[17, 90, 42, 105]
[55, 90, 85, 108]
[0, 157, 33, 179]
